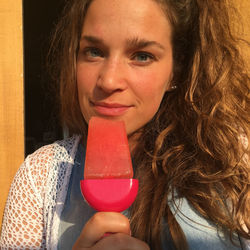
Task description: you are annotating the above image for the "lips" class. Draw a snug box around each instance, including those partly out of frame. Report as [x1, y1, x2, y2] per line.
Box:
[91, 101, 132, 116]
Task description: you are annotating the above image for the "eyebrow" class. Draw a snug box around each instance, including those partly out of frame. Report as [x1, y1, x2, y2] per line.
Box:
[81, 35, 103, 44]
[80, 35, 166, 51]
[126, 37, 165, 51]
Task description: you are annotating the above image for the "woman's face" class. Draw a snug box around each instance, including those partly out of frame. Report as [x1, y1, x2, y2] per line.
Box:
[77, 0, 173, 136]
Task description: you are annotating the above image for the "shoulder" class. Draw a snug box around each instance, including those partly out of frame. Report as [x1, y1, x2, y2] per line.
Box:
[168, 198, 242, 249]
[26, 134, 81, 167]
[18, 135, 81, 194]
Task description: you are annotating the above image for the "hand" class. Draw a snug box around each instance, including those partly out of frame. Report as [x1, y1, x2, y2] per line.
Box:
[72, 212, 150, 250]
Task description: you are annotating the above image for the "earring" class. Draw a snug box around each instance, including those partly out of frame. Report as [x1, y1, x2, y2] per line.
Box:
[170, 85, 177, 90]
[165, 83, 177, 93]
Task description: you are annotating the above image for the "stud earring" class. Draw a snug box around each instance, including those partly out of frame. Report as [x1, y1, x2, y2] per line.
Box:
[165, 83, 177, 93]
[171, 85, 177, 90]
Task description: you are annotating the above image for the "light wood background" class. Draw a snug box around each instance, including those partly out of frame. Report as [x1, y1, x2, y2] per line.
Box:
[0, 0, 24, 228]
[0, 0, 249, 231]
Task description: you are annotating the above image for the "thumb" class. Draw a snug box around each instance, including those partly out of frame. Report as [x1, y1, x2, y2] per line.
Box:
[73, 212, 131, 249]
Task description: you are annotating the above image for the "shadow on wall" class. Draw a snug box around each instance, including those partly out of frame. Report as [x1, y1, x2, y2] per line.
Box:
[23, 0, 65, 156]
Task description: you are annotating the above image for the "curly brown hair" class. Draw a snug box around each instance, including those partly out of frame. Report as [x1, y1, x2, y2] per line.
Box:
[48, 0, 250, 249]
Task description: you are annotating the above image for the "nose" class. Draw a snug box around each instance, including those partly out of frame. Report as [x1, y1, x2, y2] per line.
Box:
[97, 58, 127, 93]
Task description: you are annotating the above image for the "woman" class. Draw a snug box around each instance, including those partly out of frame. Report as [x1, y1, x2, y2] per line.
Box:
[0, 0, 249, 249]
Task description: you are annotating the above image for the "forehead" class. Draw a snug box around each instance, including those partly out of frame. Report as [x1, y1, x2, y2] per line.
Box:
[82, 0, 171, 40]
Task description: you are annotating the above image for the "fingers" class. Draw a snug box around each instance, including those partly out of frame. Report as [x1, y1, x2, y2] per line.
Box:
[73, 212, 131, 249]
[94, 233, 151, 250]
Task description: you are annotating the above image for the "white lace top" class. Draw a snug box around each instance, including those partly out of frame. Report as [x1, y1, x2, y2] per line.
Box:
[0, 135, 81, 249]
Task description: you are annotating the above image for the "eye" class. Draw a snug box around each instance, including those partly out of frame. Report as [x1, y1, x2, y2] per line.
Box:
[87, 48, 103, 57]
[80, 47, 104, 61]
[131, 52, 156, 65]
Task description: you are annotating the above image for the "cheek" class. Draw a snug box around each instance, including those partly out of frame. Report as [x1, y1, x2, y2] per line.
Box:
[133, 71, 168, 101]
[76, 65, 96, 93]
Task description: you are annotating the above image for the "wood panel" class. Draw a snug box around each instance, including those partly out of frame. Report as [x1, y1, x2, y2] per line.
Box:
[233, 0, 250, 65]
[0, 0, 24, 229]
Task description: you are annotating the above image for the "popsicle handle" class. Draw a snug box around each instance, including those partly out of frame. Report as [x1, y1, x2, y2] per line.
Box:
[80, 179, 138, 212]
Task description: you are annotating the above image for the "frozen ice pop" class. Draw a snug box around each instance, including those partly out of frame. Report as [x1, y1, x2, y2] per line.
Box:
[80, 116, 138, 212]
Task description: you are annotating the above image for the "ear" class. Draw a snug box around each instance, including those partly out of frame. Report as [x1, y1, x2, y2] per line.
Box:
[164, 73, 176, 93]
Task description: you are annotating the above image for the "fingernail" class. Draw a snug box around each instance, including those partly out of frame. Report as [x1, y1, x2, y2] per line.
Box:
[101, 232, 113, 238]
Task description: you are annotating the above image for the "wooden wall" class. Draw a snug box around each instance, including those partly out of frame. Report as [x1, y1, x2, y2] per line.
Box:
[0, 0, 249, 231]
[234, 0, 250, 65]
[0, 0, 24, 228]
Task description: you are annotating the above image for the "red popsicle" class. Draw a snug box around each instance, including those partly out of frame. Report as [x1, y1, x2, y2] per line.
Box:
[80, 116, 138, 212]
